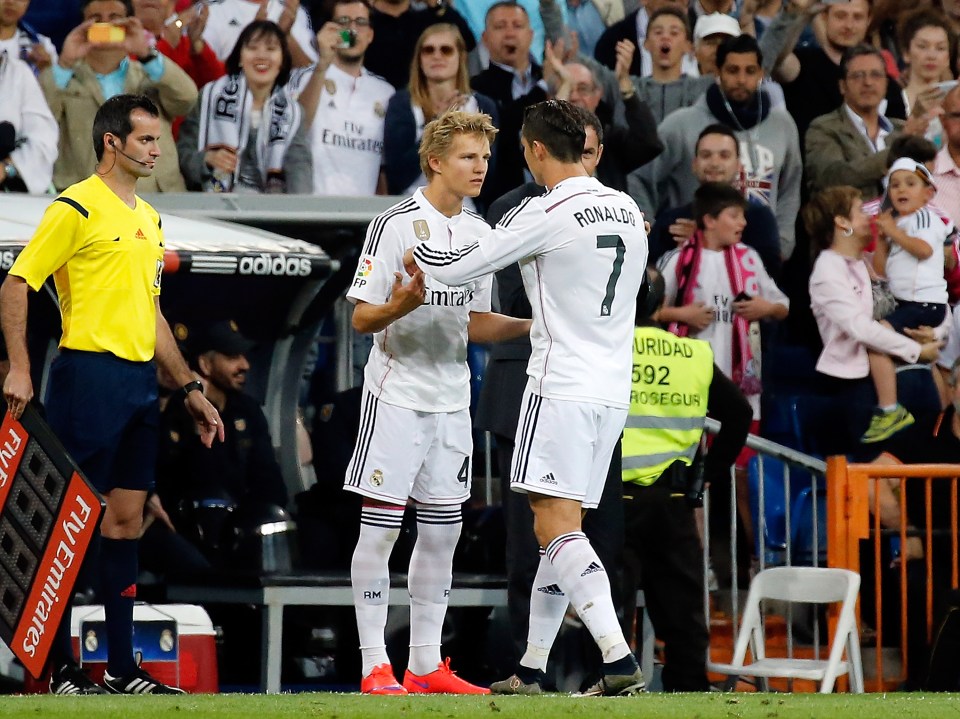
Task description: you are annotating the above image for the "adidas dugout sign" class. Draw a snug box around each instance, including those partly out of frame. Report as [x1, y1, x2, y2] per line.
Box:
[0, 404, 103, 678]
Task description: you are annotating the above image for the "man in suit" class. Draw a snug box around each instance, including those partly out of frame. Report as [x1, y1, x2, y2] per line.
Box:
[806, 44, 929, 197]
[471, 2, 549, 201]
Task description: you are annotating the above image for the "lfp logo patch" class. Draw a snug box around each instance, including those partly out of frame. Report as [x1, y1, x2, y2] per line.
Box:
[353, 257, 373, 288]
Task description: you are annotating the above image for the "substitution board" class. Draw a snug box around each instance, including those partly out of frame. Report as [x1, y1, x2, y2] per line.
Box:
[0, 403, 103, 678]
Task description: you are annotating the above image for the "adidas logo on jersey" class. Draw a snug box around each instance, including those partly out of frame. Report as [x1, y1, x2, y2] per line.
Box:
[538, 472, 557, 485]
[135, 229, 147, 240]
[581, 562, 603, 577]
[537, 583, 564, 596]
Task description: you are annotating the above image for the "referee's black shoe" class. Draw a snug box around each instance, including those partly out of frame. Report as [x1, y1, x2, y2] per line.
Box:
[49, 661, 108, 695]
[103, 666, 185, 695]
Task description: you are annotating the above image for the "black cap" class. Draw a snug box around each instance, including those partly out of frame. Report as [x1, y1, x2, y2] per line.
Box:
[192, 320, 254, 356]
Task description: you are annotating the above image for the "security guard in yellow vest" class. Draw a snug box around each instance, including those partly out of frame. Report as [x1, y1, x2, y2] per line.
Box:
[622, 268, 751, 691]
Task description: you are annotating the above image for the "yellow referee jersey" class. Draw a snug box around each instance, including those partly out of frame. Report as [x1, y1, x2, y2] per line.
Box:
[10, 175, 165, 362]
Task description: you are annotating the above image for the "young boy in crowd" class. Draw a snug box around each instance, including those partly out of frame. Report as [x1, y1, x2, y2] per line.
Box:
[657, 182, 789, 423]
[864, 158, 951, 441]
[656, 181, 789, 586]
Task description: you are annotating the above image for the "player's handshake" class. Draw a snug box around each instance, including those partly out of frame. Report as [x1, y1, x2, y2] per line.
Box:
[402, 247, 420, 277]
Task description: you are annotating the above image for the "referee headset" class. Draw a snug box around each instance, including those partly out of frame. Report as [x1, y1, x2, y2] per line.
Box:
[108, 136, 151, 167]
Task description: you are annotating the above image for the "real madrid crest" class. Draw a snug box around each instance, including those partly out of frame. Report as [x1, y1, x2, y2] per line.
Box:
[370, 469, 384, 487]
[324, 78, 336, 95]
[374, 101, 385, 118]
[413, 219, 430, 241]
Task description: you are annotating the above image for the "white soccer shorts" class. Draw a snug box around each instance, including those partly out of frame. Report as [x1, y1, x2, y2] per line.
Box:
[344, 389, 473, 505]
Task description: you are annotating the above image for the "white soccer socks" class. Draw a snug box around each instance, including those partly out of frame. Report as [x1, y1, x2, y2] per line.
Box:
[407, 504, 462, 676]
[545, 531, 631, 663]
[352, 505, 404, 675]
[518, 553, 568, 673]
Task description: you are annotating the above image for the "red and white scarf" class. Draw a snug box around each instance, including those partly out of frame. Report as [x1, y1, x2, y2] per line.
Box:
[669, 233, 762, 395]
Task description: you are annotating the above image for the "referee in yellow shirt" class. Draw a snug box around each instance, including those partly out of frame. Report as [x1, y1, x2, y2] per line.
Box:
[0, 94, 223, 695]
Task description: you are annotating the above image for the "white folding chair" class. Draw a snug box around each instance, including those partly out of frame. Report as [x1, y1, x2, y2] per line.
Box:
[708, 566, 864, 693]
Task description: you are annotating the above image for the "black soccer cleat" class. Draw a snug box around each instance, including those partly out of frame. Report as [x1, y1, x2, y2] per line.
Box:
[49, 662, 108, 695]
[103, 666, 186, 695]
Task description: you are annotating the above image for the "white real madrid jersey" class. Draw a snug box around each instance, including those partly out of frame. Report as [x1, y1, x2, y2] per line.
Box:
[347, 188, 493, 413]
[414, 175, 648, 409]
[203, 0, 318, 64]
[293, 63, 395, 197]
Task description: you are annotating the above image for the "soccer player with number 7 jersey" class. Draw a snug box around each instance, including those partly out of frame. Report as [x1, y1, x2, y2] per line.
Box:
[404, 100, 649, 696]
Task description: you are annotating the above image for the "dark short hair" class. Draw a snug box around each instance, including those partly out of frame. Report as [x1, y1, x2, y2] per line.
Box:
[81, 0, 132, 14]
[92, 94, 159, 161]
[486, 1, 528, 25]
[331, 0, 371, 17]
[898, 8, 954, 58]
[887, 135, 938, 167]
[521, 100, 586, 164]
[225, 21, 293, 89]
[693, 181, 747, 230]
[716, 34, 762, 70]
[636, 267, 665, 325]
[695, 123, 739, 156]
[802, 186, 862, 255]
[839, 43, 886, 79]
[647, 6, 692, 41]
[574, 105, 604, 146]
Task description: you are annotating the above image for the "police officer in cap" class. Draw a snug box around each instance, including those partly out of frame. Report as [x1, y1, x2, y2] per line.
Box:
[621, 268, 752, 691]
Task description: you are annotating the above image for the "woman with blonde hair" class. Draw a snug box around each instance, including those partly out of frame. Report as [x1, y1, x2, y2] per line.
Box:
[383, 23, 498, 208]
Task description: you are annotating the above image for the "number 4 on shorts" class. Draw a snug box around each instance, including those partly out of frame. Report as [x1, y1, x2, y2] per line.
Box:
[597, 234, 625, 317]
[457, 457, 470, 486]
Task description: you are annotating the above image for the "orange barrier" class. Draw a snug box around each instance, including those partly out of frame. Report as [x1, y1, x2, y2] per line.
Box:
[826, 457, 960, 690]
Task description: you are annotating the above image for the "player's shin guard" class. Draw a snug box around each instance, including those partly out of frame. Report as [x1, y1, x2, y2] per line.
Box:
[546, 531, 630, 663]
[407, 504, 461, 676]
[352, 505, 404, 676]
[100, 537, 138, 677]
[519, 552, 568, 673]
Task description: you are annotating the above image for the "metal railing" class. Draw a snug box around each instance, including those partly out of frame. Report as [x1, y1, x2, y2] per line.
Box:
[702, 420, 829, 681]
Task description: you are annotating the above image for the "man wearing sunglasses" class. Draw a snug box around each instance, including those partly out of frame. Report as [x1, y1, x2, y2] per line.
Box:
[293, 0, 394, 197]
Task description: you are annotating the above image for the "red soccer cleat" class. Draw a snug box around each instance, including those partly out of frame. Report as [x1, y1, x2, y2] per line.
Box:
[402, 658, 490, 695]
[361, 664, 408, 695]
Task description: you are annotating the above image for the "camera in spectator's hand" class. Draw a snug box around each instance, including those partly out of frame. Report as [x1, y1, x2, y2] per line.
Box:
[88, 23, 125, 44]
[338, 29, 356, 48]
[667, 459, 705, 508]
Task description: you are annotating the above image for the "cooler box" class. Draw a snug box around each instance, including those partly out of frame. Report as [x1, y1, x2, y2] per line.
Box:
[23, 603, 218, 693]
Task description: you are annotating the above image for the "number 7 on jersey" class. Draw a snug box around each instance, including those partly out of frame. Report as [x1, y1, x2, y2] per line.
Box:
[597, 234, 625, 317]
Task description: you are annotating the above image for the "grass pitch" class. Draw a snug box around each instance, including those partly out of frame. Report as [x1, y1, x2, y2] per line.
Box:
[0, 692, 959, 718]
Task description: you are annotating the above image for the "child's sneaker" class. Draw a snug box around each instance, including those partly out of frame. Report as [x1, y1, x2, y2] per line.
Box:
[861, 405, 914, 443]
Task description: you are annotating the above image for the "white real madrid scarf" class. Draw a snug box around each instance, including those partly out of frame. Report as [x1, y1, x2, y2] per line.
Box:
[197, 73, 301, 191]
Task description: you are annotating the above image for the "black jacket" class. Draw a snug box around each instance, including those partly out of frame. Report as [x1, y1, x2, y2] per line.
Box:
[471, 63, 548, 201]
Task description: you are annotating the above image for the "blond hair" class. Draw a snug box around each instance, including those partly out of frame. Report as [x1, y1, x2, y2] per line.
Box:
[419, 110, 498, 180]
[409, 24, 471, 121]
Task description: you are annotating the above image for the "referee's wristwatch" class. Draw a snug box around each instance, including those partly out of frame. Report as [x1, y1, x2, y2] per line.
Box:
[178, 379, 204, 402]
